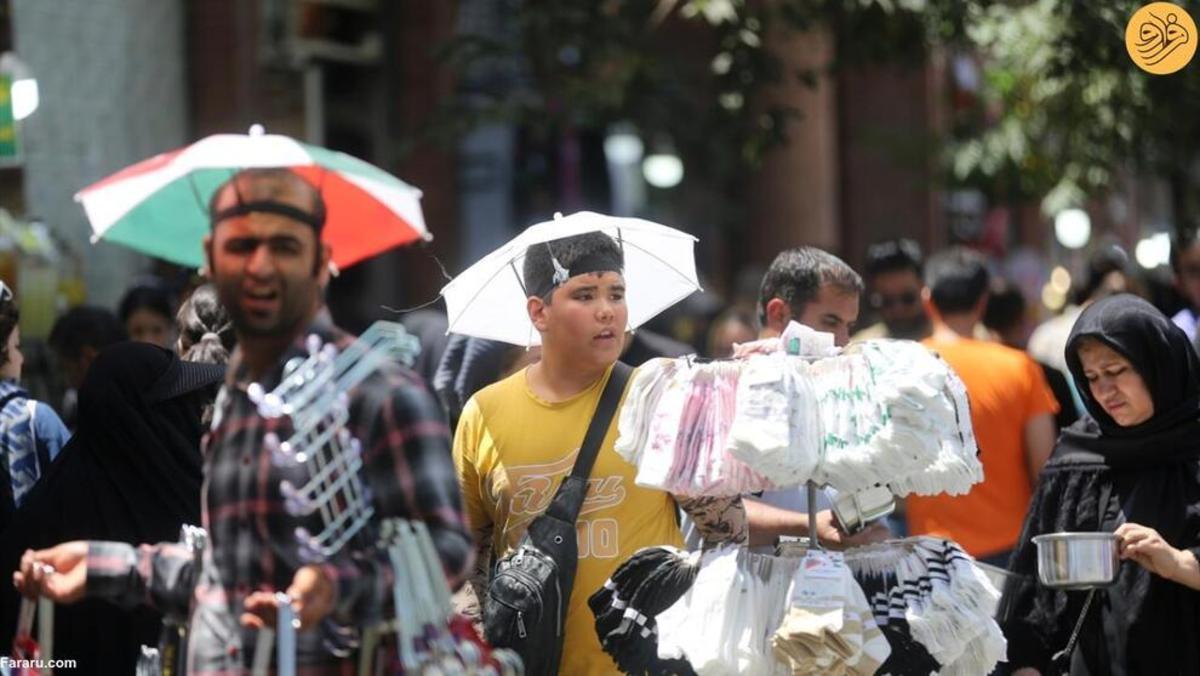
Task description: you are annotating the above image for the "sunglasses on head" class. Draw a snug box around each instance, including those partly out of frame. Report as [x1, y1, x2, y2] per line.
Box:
[871, 291, 919, 310]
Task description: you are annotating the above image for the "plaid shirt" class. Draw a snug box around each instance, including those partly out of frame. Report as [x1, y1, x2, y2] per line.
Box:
[88, 318, 472, 674]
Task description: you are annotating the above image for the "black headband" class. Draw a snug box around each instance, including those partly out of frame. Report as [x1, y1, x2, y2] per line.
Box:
[529, 250, 624, 299]
[212, 199, 326, 231]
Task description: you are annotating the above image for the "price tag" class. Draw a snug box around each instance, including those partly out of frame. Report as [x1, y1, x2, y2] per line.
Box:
[790, 550, 847, 609]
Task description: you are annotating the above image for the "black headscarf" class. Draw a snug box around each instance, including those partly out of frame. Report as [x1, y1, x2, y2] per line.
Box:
[0, 342, 223, 674]
[999, 295, 1200, 675]
[1061, 293, 1200, 451]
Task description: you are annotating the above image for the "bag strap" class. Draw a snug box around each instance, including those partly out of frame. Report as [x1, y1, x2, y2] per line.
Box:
[0, 390, 23, 416]
[546, 362, 633, 524]
[570, 362, 632, 481]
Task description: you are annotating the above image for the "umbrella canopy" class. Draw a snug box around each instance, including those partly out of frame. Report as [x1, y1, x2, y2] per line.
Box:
[441, 211, 700, 346]
[75, 130, 429, 270]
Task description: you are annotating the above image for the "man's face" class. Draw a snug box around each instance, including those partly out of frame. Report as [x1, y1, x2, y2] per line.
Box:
[530, 271, 628, 371]
[205, 184, 329, 339]
[794, 284, 860, 347]
[869, 268, 928, 339]
[1175, 243, 1200, 309]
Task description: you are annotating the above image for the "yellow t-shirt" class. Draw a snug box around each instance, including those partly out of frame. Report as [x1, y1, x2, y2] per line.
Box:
[454, 364, 684, 676]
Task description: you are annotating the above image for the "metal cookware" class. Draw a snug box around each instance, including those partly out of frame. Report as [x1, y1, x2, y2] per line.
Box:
[1032, 532, 1118, 589]
[827, 485, 896, 534]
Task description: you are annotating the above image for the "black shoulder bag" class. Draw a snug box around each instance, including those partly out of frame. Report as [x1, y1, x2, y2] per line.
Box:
[483, 362, 632, 675]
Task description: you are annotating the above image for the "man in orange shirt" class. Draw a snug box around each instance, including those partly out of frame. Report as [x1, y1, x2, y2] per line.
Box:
[907, 247, 1058, 566]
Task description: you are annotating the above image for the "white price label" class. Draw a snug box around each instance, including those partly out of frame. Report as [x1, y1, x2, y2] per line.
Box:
[790, 550, 847, 609]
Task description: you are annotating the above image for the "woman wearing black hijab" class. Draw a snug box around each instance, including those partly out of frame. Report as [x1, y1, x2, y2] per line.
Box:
[999, 294, 1200, 675]
[1, 342, 223, 674]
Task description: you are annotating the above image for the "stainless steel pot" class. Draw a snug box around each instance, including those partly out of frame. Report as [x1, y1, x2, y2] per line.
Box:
[1032, 532, 1118, 589]
[827, 485, 896, 534]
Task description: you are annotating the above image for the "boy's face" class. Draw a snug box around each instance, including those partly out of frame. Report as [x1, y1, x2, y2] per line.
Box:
[1175, 242, 1200, 309]
[529, 271, 628, 370]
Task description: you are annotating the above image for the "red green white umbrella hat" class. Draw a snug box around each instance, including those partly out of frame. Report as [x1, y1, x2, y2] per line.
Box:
[75, 127, 430, 270]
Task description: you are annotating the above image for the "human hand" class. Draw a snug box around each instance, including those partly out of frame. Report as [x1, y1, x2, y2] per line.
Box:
[241, 565, 334, 631]
[1116, 523, 1192, 583]
[12, 541, 88, 603]
[1012, 668, 1041, 676]
[815, 510, 891, 549]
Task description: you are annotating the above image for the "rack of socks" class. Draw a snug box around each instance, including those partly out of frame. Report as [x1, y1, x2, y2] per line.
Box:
[845, 537, 1007, 675]
[591, 544, 892, 676]
[591, 538, 1007, 676]
[615, 337, 981, 499]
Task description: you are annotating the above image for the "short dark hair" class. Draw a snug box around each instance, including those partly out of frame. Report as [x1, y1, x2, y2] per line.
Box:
[176, 284, 235, 365]
[522, 231, 624, 301]
[0, 293, 18, 368]
[925, 247, 990, 314]
[48, 306, 127, 360]
[865, 238, 923, 279]
[118, 284, 174, 325]
[208, 168, 326, 233]
[1074, 243, 1130, 305]
[757, 247, 863, 325]
[982, 279, 1026, 335]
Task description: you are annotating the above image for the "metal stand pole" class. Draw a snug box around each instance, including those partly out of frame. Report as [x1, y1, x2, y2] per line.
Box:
[807, 480, 822, 550]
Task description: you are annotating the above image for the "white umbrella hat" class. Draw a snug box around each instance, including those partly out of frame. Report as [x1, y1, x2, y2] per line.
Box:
[441, 211, 701, 346]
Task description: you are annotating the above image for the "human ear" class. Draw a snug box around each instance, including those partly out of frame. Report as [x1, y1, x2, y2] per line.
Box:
[528, 296, 549, 332]
[765, 298, 789, 332]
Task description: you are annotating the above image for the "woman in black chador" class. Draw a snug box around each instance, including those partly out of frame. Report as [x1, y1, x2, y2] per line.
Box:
[1, 342, 224, 675]
[1000, 294, 1200, 675]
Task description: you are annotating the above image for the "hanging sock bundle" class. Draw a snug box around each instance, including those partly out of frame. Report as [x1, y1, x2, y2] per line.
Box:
[615, 339, 981, 498]
[846, 537, 1006, 675]
[725, 352, 824, 487]
[769, 550, 891, 675]
[587, 546, 701, 676]
[616, 359, 778, 495]
[811, 340, 981, 496]
[654, 546, 798, 675]
[614, 545, 889, 675]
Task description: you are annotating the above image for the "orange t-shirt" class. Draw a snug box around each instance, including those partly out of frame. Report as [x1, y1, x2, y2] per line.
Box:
[906, 338, 1059, 557]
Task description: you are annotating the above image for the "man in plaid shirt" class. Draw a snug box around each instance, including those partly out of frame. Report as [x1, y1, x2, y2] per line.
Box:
[14, 168, 472, 673]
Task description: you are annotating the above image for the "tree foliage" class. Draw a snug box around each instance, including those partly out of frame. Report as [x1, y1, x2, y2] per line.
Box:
[430, 0, 1200, 228]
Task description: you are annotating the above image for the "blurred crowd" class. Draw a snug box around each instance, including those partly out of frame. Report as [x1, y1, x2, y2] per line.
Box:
[2, 169, 1200, 673]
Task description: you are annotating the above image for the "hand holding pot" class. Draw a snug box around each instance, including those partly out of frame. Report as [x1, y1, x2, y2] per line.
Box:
[1116, 523, 1200, 590]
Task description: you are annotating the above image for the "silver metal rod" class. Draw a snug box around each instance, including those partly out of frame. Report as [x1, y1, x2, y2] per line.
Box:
[807, 481, 822, 550]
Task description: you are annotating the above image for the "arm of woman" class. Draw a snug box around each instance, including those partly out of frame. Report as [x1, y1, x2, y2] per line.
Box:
[1115, 523, 1200, 590]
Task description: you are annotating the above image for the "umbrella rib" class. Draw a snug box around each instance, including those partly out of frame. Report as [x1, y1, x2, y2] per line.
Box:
[510, 260, 528, 296]
[618, 237, 697, 288]
[186, 173, 208, 213]
[443, 258, 525, 330]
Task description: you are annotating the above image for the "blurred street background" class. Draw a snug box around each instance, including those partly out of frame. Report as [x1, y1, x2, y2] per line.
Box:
[0, 0, 1195, 404]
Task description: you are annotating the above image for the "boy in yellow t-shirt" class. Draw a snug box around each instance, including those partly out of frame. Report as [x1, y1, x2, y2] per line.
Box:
[453, 231, 744, 675]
